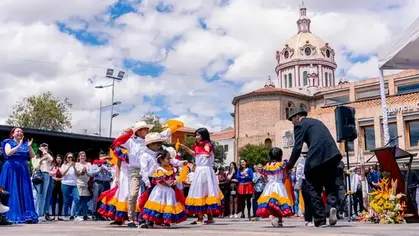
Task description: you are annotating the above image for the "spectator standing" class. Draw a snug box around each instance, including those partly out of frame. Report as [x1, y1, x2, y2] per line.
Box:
[50, 154, 64, 220]
[61, 152, 80, 220]
[89, 151, 113, 220]
[252, 164, 265, 220]
[32, 143, 54, 221]
[75, 151, 92, 221]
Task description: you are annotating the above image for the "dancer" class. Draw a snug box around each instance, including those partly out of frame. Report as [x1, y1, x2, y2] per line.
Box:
[256, 147, 293, 228]
[121, 121, 153, 228]
[181, 128, 224, 225]
[286, 107, 342, 227]
[0, 127, 38, 224]
[295, 144, 314, 226]
[140, 149, 187, 228]
[138, 132, 186, 228]
[97, 131, 132, 225]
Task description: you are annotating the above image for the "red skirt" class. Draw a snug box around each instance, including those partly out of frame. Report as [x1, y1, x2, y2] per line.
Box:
[238, 182, 254, 195]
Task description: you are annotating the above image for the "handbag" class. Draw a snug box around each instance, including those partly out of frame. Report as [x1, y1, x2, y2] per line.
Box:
[32, 170, 44, 185]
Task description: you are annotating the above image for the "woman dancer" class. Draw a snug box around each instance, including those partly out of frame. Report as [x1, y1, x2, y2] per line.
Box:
[0, 127, 38, 224]
[256, 147, 293, 228]
[180, 128, 224, 225]
[140, 149, 187, 228]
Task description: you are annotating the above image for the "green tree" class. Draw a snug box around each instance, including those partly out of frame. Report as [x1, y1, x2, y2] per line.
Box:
[213, 142, 226, 166]
[140, 112, 163, 132]
[238, 144, 270, 166]
[6, 91, 72, 131]
[180, 136, 195, 163]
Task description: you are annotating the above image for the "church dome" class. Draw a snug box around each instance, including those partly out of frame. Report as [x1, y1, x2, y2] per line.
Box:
[276, 3, 336, 65]
[275, 2, 337, 91]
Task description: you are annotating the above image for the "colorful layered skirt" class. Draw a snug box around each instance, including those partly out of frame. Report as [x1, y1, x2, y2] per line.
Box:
[256, 181, 293, 218]
[139, 184, 187, 225]
[97, 164, 130, 222]
[185, 166, 225, 215]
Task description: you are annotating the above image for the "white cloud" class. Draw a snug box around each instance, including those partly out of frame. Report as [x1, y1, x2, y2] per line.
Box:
[0, 0, 418, 137]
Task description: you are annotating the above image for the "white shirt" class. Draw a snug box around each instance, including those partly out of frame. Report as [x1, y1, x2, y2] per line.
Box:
[122, 136, 146, 168]
[140, 147, 185, 186]
[31, 153, 53, 173]
[60, 163, 78, 186]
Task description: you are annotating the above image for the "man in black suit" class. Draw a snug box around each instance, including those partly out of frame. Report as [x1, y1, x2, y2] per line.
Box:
[285, 107, 342, 227]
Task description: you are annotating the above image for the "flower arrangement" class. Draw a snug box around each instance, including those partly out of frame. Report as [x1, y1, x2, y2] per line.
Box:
[359, 174, 406, 224]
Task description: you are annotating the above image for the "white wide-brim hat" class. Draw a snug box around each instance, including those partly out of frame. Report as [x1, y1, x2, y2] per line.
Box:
[133, 121, 154, 133]
[145, 132, 166, 146]
[164, 146, 176, 159]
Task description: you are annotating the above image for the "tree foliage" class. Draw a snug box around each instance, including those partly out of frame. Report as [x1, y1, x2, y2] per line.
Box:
[180, 136, 195, 163]
[238, 144, 270, 166]
[140, 112, 163, 132]
[213, 142, 227, 166]
[6, 91, 72, 131]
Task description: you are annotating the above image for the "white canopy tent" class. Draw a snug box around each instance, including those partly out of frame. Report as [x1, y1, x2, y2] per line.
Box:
[378, 17, 419, 145]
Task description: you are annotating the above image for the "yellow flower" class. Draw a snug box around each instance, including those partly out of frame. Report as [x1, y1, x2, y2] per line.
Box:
[377, 199, 384, 206]
[382, 193, 390, 200]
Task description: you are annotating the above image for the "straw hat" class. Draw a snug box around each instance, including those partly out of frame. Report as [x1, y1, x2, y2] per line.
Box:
[145, 132, 166, 146]
[132, 121, 154, 133]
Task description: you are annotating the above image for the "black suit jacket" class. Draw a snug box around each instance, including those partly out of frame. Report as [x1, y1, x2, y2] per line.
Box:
[287, 117, 342, 172]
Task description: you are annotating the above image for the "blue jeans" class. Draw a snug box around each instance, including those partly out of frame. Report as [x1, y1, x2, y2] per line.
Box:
[294, 189, 300, 214]
[34, 172, 53, 216]
[61, 184, 80, 217]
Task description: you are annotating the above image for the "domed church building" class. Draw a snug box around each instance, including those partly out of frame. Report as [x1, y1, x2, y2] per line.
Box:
[232, 3, 419, 168]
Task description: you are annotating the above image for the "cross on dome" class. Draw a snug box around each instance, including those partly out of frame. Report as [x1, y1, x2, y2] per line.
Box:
[264, 75, 276, 88]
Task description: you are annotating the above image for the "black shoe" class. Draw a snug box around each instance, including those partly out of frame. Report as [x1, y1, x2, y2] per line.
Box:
[127, 222, 137, 228]
[110, 221, 123, 226]
[69, 216, 75, 220]
[140, 224, 150, 229]
[314, 219, 327, 228]
[164, 223, 170, 228]
[0, 219, 12, 225]
[45, 214, 52, 221]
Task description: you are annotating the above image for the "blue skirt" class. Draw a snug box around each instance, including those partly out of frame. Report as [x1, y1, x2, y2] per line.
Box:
[0, 158, 38, 223]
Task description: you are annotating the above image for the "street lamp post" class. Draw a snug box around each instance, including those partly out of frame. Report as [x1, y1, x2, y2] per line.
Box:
[95, 68, 125, 137]
[98, 101, 121, 136]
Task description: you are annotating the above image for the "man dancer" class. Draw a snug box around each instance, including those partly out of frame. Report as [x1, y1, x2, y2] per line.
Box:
[286, 107, 342, 227]
[0, 186, 12, 225]
[122, 121, 153, 228]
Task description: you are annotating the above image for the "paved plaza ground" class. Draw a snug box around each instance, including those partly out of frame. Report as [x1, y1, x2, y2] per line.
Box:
[2, 218, 419, 236]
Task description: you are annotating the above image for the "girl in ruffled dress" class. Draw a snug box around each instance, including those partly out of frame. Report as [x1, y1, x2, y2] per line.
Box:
[140, 149, 187, 228]
[180, 128, 224, 225]
[256, 147, 293, 227]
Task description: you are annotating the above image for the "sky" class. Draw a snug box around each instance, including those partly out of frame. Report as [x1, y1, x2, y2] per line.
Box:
[0, 0, 418, 136]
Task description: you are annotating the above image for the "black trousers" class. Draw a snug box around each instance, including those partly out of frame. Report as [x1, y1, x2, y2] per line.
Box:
[305, 158, 341, 225]
[353, 190, 363, 214]
[0, 190, 9, 206]
[301, 179, 313, 222]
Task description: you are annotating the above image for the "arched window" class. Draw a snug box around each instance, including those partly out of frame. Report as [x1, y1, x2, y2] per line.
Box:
[325, 72, 328, 87]
[284, 74, 287, 88]
[300, 103, 307, 111]
[303, 71, 308, 86]
[288, 73, 293, 88]
[264, 138, 272, 148]
[285, 101, 295, 119]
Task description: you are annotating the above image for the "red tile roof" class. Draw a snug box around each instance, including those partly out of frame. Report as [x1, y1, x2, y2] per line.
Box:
[211, 128, 235, 141]
[177, 127, 196, 133]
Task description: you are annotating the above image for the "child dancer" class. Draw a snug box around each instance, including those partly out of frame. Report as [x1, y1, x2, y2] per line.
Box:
[140, 149, 187, 228]
[180, 128, 224, 224]
[256, 147, 293, 227]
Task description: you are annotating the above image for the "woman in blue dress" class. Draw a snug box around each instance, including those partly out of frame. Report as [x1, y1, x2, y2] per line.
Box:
[0, 127, 38, 224]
